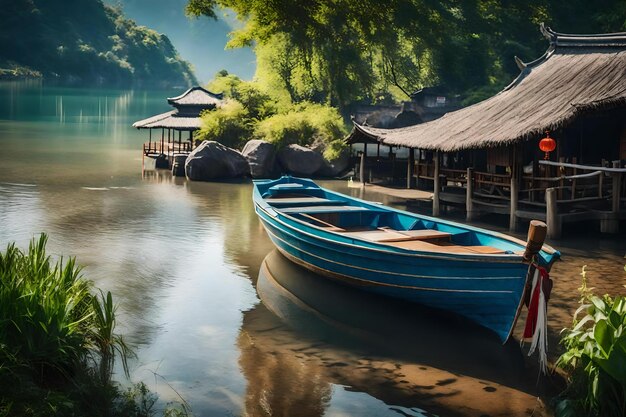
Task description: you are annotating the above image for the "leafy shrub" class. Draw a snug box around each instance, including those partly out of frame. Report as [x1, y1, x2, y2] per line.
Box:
[555, 266, 626, 417]
[207, 72, 277, 120]
[201, 72, 348, 159]
[197, 100, 253, 148]
[254, 102, 347, 151]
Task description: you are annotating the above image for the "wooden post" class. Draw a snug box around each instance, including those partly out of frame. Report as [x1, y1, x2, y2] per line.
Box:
[510, 147, 519, 232]
[558, 156, 565, 200]
[415, 150, 421, 185]
[359, 151, 366, 184]
[599, 159, 606, 198]
[466, 167, 474, 221]
[599, 160, 622, 234]
[510, 170, 518, 232]
[530, 159, 538, 202]
[159, 127, 165, 154]
[433, 151, 440, 216]
[406, 148, 415, 189]
[546, 187, 561, 239]
[571, 157, 578, 199]
[612, 160, 622, 213]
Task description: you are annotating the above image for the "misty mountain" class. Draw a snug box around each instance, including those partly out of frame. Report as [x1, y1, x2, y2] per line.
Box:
[106, 0, 256, 83]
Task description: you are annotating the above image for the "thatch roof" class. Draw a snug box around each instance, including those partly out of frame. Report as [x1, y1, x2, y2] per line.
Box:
[167, 86, 223, 107]
[349, 25, 626, 152]
[132, 110, 202, 130]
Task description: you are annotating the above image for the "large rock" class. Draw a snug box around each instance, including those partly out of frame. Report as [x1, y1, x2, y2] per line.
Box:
[185, 140, 249, 181]
[277, 144, 324, 176]
[241, 140, 277, 178]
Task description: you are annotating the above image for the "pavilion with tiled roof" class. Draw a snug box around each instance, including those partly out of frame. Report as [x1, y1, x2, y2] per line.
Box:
[133, 86, 223, 169]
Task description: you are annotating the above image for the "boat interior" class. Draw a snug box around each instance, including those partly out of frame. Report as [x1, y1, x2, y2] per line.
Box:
[262, 186, 518, 255]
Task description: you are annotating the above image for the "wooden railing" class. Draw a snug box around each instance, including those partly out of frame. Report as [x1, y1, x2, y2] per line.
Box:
[143, 141, 192, 156]
[414, 159, 625, 236]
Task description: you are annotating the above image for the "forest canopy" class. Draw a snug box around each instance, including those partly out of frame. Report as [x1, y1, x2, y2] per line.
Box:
[187, 0, 626, 109]
[0, 0, 197, 87]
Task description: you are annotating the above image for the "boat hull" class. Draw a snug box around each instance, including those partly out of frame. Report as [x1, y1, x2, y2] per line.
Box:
[256, 205, 530, 342]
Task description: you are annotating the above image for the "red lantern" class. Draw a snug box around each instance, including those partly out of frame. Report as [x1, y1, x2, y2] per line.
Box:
[539, 131, 556, 160]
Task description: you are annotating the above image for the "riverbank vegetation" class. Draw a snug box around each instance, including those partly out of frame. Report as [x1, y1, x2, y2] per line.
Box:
[0, 0, 196, 87]
[0, 235, 188, 417]
[198, 71, 348, 158]
[554, 266, 626, 417]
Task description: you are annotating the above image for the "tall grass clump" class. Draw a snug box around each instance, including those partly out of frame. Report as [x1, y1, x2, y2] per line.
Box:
[554, 265, 626, 417]
[0, 234, 150, 416]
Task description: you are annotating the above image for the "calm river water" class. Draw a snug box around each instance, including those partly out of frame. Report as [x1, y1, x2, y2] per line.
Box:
[0, 81, 624, 417]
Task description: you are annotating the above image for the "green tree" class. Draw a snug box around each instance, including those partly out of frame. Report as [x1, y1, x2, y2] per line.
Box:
[187, 0, 626, 109]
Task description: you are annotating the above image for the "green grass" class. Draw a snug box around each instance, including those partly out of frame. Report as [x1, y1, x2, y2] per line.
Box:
[0, 234, 189, 417]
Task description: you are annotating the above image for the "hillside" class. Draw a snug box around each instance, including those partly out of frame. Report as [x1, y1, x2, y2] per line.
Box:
[0, 0, 197, 87]
[107, 0, 256, 82]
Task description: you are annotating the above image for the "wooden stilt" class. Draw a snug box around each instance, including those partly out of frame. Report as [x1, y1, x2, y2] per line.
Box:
[359, 151, 366, 184]
[433, 151, 440, 217]
[406, 148, 414, 189]
[466, 167, 474, 221]
[600, 160, 623, 234]
[546, 187, 561, 239]
[510, 146, 519, 232]
[612, 160, 622, 213]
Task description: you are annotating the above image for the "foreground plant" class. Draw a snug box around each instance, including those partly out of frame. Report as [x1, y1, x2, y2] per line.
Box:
[555, 265, 626, 417]
[0, 234, 188, 416]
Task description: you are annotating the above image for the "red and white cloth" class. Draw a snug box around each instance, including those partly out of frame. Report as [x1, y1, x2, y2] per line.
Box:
[523, 265, 553, 374]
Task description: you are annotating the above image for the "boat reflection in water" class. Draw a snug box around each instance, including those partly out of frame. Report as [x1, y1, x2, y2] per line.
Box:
[238, 250, 549, 417]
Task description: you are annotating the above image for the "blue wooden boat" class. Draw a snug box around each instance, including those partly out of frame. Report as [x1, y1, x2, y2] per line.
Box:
[253, 176, 560, 342]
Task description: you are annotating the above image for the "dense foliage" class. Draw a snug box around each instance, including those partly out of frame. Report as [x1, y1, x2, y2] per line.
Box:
[0, 235, 187, 417]
[198, 71, 348, 155]
[187, 0, 626, 109]
[0, 0, 197, 87]
[555, 266, 626, 417]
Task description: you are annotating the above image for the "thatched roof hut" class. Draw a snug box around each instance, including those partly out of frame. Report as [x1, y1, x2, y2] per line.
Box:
[348, 25, 626, 152]
[133, 86, 223, 131]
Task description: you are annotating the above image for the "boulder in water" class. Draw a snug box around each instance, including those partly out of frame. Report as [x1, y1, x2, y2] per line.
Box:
[241, 140, 277, 178]
[185, 140, 249, 181]
[277, 144, 324, 176]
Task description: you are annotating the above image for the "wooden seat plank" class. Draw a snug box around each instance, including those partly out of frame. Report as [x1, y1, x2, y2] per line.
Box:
[266, 197, 338, 205]
[383, 240, 506, 254]
[341, 230, 416, 242]
[279, 205, 371, 214]
[396, 229, 452, 239]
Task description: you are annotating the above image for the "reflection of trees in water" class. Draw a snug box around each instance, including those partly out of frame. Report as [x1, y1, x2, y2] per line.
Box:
[238, 307, 331, 417]
[236, 251, 552, 417]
